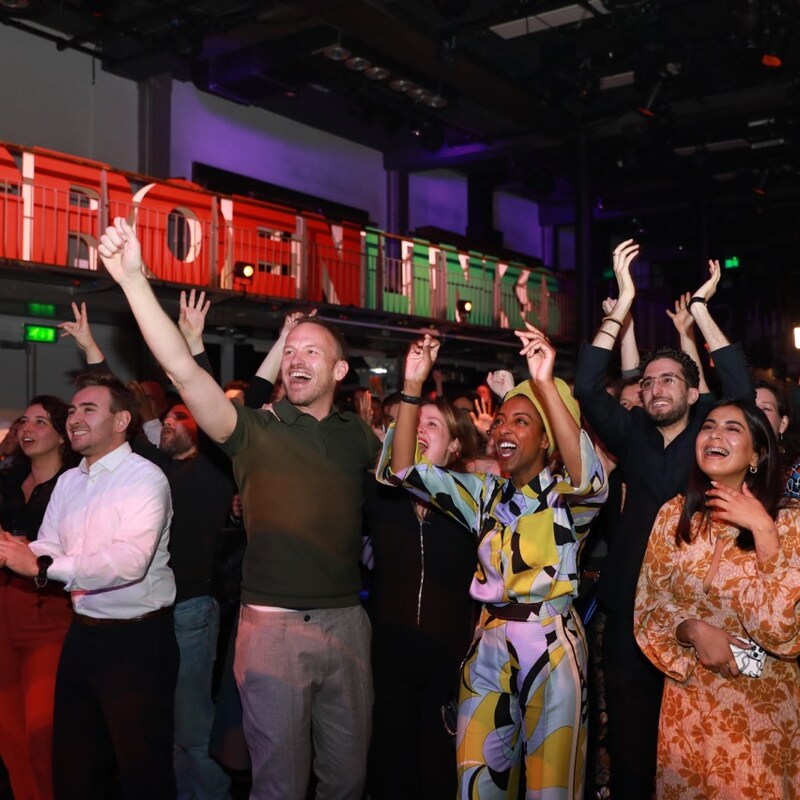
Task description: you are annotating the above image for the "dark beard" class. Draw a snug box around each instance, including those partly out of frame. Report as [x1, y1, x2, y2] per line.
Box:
[160, 431, 191, 457]
[648, 398, 689, 428]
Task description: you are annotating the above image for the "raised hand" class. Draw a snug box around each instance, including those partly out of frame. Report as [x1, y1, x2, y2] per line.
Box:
[470, 395, 495, 436]
[281, 308, 316, 337]
[601, 297, 618, 317]
[514, 321, 555, 383]
[97, 217, 145, 284]
[693, 259, 721, 303]
[486, 370, 514, 399]
[666, 291, 695, 336]
[357, 390, 374, 427]
[178, 289, 210, 352]
[59, 301, 99, 355]
[612, 239, 640, 302]
[404, 335, 440, 385]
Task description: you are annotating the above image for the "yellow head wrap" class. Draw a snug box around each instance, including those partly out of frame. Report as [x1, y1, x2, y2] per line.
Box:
[503, 378, 581, 456]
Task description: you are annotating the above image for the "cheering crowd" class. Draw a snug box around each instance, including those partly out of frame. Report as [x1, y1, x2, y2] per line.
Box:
[1, 220, 799, 800]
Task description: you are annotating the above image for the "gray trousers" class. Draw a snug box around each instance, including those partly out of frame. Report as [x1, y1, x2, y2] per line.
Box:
[234, 604, 372, 800]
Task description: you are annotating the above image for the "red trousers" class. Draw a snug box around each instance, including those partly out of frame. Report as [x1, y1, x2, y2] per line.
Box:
[0, 573, 72, 800]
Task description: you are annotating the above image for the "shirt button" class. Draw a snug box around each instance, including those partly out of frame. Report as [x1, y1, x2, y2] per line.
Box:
[304, 614, 311, 622]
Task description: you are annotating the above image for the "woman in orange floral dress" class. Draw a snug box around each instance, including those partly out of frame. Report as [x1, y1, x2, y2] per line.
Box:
[635, 398, 800, 799]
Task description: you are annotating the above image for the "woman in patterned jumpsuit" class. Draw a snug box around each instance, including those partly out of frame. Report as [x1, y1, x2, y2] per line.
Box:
[380, 325, 607, 799]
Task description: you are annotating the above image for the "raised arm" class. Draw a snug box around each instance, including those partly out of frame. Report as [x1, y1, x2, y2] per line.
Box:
[687, 260, 728, 352]
[254, 309, 315, 385]
[390, 335, 439, 474]
[591, 239, 639, 351]
[602, 297, 640, 372]
[98, 217, 236, 444]
[667, 291, 709, 394]
[515, 322, 582, 482]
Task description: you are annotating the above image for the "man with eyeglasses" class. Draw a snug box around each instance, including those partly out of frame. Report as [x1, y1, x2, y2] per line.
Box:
[574, 241, 753, 800]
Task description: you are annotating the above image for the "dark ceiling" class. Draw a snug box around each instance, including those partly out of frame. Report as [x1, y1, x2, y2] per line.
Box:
[4, 1, 800, 278]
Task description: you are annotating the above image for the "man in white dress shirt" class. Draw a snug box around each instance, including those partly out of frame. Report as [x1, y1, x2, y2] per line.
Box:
[0, 372, 177, 799]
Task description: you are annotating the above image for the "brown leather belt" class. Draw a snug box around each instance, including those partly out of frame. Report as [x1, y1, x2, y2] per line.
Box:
[74, 605, 172, 627]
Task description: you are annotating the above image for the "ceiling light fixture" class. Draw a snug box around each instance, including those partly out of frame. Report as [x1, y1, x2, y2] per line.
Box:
[408, 87, 433, 103]
[390, 78, 417, 92]
[364, 66, 390, 80]
[425, 93, 448, 109]
[345, 56, 371, 71]
[322, 37, 351, 61]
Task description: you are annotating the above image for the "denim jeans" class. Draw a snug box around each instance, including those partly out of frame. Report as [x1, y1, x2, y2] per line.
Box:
[174, 595, 231, 800]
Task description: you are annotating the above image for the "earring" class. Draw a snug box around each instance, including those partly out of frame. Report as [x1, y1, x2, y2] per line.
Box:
[749, 464, 758, 474]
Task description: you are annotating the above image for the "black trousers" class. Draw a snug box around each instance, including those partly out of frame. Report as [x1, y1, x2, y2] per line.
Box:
[602, 609, 664, 800]
[52, 610, 179, 800]
[367, 627, 461, 800]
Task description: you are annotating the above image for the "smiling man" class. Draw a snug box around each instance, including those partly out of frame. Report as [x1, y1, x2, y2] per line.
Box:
[0, 372, 177, 799]
[95, 217, 380, 800]
[573, 242, 754, 800]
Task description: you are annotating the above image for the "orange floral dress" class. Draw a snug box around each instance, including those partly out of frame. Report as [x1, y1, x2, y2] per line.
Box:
[634, 496, 800, 800]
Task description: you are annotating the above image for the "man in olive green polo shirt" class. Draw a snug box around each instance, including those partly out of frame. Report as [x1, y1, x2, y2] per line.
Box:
[98, 217, 380, 800]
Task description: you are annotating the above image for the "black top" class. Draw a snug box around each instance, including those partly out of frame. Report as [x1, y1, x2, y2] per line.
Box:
[573, 342, 753, 614]
[136, 436, 235, 603]
[0, 460, 66, 540]
[364, 480, 478, 661]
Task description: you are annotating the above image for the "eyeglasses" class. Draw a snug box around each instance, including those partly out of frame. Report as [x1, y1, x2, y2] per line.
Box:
[639, 373, 687, 392]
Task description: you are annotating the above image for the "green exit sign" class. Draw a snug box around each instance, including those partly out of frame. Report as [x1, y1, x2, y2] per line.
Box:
[723, 256, 740, 269]
[26, 302, 57, 318]
[24, 324, 58, 343]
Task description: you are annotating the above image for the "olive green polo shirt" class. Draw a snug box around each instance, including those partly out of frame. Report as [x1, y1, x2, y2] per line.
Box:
[220, 398, 380, 608]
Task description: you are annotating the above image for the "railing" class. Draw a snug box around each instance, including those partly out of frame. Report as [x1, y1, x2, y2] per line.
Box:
[0, 173, 577, 338]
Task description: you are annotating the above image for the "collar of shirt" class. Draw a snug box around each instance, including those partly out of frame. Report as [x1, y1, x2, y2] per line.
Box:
[79, 441, 133, 479]
[273, 397, 348, 425]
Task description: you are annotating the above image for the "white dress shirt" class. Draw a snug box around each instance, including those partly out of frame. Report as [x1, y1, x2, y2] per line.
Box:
[30, 442, 175, 619]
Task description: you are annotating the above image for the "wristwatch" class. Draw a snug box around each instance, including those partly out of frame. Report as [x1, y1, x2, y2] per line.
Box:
[34, 555, 53, 589]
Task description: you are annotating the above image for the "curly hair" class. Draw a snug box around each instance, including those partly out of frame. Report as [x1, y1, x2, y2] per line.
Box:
[638, 346, 700, 389]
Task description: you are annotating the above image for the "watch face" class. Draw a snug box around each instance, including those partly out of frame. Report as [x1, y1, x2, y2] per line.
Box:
[36, 555, 53, 569]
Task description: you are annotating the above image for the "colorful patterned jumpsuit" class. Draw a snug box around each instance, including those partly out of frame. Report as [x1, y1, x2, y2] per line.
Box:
[379, 427, 607, 799]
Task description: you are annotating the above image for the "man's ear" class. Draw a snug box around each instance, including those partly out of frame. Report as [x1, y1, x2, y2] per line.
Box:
[334, 360, 349, 383]
[114, 410, 132, 433]
[686, 387, 700, 407]
[540, 431, 550, 451]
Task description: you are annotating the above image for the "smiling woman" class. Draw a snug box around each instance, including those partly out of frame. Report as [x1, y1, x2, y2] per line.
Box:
[634, 398, 800, 799]
[380, 328, 607, 800]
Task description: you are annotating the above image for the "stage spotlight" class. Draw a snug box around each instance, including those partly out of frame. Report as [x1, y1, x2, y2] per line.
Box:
[456, 298, 473, 322]
[234, 261, 255, 281]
